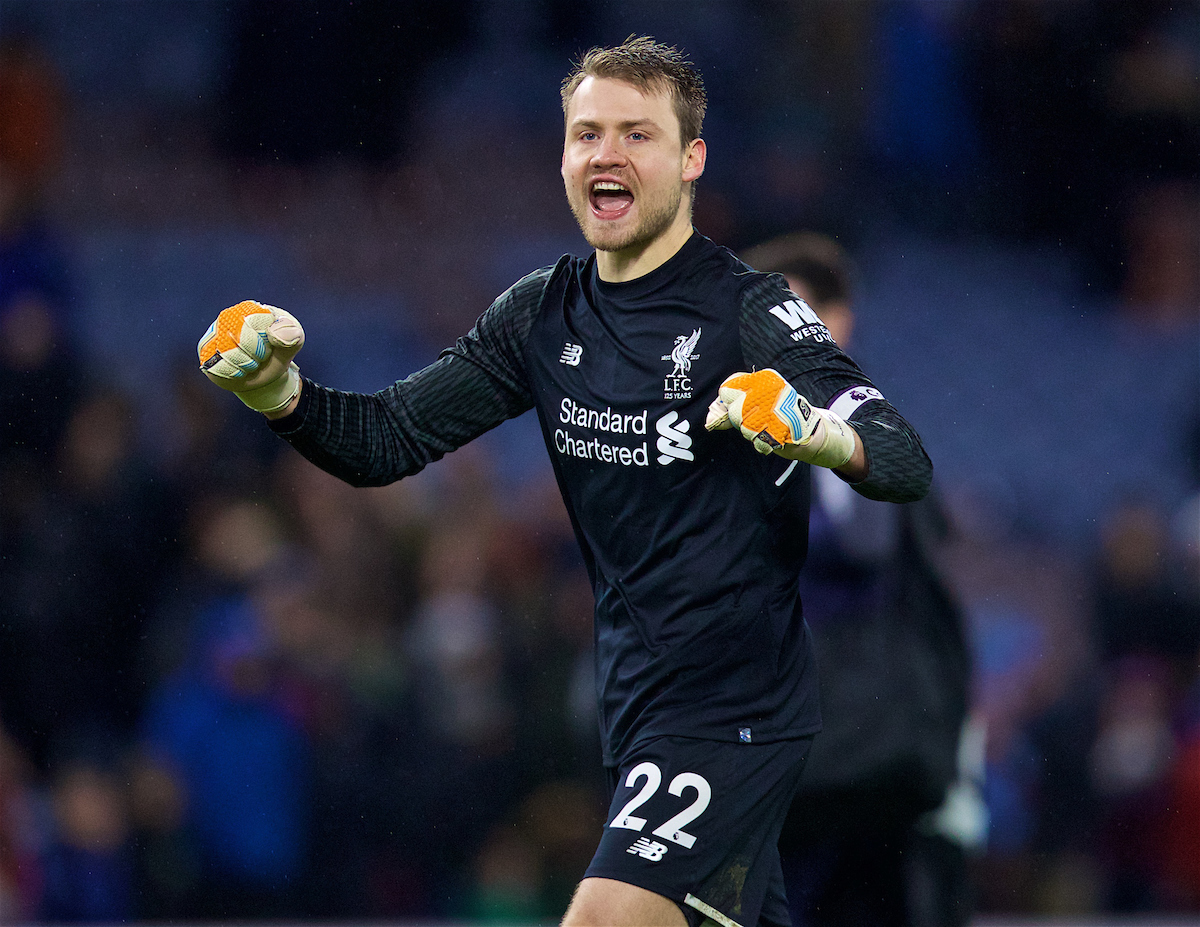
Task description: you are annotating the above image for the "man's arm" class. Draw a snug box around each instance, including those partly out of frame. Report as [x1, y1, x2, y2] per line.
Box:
[832, 425, 867, 482]
[199, 267, 554, 487]
[731, 277, 932, 503]
[267, 344, 534, 487]
[705, 367, 867, 477]
[820, 383, 932, 502]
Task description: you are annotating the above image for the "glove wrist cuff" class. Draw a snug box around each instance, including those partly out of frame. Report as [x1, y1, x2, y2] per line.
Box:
[802, 409, 855, 469]
[238, 364, 301, 413]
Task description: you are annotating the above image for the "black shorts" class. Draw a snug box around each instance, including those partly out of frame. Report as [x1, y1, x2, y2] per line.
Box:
[584, 734, 813, 927]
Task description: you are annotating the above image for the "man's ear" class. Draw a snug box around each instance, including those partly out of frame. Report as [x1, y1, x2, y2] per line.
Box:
[683, 138, 706, 183]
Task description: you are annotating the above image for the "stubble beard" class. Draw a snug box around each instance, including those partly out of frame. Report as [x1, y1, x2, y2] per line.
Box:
[570, 183, 686, 254]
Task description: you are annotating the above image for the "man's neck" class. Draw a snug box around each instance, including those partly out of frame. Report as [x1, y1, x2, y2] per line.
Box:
[595, 218, 695, 283]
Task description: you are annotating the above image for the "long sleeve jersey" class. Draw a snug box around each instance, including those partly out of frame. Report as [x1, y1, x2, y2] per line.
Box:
[270, 232, 932, 765]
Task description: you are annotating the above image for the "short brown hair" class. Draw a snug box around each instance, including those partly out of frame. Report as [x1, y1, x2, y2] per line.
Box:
[741, 232, 853, 308]
[560, 36, 707, 145]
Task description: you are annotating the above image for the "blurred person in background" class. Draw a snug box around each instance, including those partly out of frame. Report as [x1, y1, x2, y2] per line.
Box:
[0, 32, 80, 469]
[741, 231, 976, 927]
[37, 755, 135, 923]
[1091, 497, 1200, 673]
[1163, 636, 1200, 908]
[0, 721, 40, 922]
[195, 36, 932, 927]
[126, 745, 202, 921]
[1084, 496, 1200, 912]
[139, 497, 312, 919]
[155, 360, 287, 504]
[1088, 654, 1177, 911]
[0, 388, 172, 771]
[265, 453, 442, 918]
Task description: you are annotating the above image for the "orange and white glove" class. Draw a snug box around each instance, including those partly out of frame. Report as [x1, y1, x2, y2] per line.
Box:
[704, 368, 855, 469]
[198, 300, 304, 413]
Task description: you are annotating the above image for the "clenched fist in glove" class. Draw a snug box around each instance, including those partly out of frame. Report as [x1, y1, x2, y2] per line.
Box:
[198, 301, 304, 413]
[705, 368, 856, 469]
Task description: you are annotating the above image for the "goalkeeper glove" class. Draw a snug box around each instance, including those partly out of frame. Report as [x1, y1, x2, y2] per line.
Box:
[704, 368, 856, 469]
[198, 300, 304, 413]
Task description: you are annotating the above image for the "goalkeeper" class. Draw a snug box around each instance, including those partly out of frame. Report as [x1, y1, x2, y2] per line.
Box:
[198, 36, 931, 927]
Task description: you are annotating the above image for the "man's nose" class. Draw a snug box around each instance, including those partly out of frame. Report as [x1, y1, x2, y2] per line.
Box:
[591, 133, 627, 167]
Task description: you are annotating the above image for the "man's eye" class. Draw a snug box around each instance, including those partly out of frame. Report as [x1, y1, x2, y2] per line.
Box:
[581, 132, 598, 141]
[629, 132, 646, 141]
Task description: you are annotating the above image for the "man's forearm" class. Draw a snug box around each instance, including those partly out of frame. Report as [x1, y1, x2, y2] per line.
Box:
[833, 425, 867, 482]
[846, 415, 932, 503]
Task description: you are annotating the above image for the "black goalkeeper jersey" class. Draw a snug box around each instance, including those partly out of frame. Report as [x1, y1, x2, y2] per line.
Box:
[270, 232, 932, 765]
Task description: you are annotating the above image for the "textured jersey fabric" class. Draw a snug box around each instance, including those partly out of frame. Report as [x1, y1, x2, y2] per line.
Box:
[270, 232, 932, 765]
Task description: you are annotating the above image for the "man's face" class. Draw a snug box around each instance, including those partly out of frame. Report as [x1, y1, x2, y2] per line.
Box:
[561, 76, 705, 255]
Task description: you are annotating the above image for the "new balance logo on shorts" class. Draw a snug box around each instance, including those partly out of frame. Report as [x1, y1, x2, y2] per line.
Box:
[627, 837, 669, 861]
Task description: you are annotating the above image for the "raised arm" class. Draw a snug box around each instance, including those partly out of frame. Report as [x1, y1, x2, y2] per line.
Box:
[197, 267, 554, 487]
[715, 275, 932, 503]
[268, 343, 534, 487]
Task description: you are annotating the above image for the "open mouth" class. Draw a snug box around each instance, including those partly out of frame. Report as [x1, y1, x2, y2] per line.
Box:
[589, 180, 634, 219]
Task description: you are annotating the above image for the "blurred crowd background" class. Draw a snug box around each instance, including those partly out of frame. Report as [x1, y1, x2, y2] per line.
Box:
[0, 0, 1197, 923]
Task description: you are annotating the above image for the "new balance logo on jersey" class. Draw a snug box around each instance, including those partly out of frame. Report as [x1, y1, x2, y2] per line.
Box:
[627, 837, 669, 861]
[560, 343, 584, 366]
[769, 298, 833, 343]
[655, 411, 694, 465]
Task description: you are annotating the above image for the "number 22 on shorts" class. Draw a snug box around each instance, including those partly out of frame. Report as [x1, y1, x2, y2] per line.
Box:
[610, 761, 712, 849]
